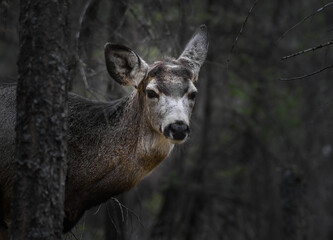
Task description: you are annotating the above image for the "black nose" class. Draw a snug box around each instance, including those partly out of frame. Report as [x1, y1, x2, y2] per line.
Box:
[164, 121, 190, 141]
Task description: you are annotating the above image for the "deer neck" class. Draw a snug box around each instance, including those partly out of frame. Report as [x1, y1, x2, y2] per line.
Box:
[69, 91, 173, 185]
[117, 91, 174, 178]
[65, 91, 174, 229]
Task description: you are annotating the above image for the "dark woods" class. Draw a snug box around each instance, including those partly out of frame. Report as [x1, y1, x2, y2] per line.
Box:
[0, 0, 333, 240]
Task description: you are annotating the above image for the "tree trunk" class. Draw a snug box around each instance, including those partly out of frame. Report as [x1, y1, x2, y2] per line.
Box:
[280, 169, 307, 240]
[10, 1, 69, 239]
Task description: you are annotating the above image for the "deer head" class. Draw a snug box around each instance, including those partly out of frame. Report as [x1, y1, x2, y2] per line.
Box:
[104, 25, 209, 144]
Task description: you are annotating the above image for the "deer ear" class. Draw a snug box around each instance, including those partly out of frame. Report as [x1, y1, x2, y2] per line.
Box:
[104, 43, 148, 87]
[178, 25, 209, 81]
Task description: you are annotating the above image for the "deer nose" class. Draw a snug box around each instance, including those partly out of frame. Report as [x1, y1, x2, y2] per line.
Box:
[164, 121, 190, 141]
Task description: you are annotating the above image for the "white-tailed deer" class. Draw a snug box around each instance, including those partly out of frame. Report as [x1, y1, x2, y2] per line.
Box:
[0, 25, 208, 235]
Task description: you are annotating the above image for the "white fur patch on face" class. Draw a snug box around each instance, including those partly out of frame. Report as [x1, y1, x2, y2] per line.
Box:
[160, 97, 190, 132]
[145, 79, 159, 93]
[188, 81, 198, 95]
[145, 76, 197, 143]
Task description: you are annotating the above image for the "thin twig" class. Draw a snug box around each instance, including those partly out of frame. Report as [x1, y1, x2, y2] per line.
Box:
[69, 231, 79, 240]
[106, 203, 120, 235]
[226, 0, 258, 68]
[279, 63, 333, 81]
[92, 204, 102, 215]
[108, 1, 130, 40]
[111, 197, 144, 227]
[76, 0, 95, 41]
[75, 0, 104, 99]
[77, 56, 88, 89]
[112, 198, 125, 222]
[123, 1, 154, 40]
[279, 2, 333, 40]
[75, 54, 101, 99]
[205, 60, 228, 68]
[282, 39, 333, 60]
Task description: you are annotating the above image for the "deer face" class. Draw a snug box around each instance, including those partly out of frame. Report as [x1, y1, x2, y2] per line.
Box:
[105, 25, 208, 144]
[143, 62, 197, 143]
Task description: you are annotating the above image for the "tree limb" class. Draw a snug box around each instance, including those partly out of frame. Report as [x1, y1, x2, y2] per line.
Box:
[279, 63, 333, 81]
[76, 0, 96, 42]
[122, 1, 154, 40]
[279, 2, 333, 40]
[281, 39, 333, 60]
[75, 0, 104, 99]
[226, 0, 258, 67]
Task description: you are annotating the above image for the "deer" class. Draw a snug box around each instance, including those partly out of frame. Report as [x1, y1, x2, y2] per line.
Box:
[0, 25, 208, 236]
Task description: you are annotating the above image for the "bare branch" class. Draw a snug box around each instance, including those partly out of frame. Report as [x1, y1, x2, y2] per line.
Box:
[75, 53, 111, 99]
[111, 197, 125, 222]
[77, 56, 88, 88]
[279, 2, 333, 40]
[74, 0, 94, 93]
[109, 6, 129, 40]
[69, 231, 79, 240]
[73, 0, 109, 99]
[106, 204, 120, 235]
[92, 204, 102, 215]
[205, 60, 228, 68]
[122, 1, 154, 40]
[279, 63, 333, 81]
[282, 39, 333, 60]
[226, 0, 258, 67]
[110, 197, 145, 227]
[76, 0, 96, 42]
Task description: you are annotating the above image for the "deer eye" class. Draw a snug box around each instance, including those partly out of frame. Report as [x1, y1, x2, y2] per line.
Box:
[188, 91, 197, 100]
[146, 89, 159, 99]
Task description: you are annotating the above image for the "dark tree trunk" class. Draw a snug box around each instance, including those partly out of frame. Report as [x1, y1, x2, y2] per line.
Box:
[280, 169, 307, 240]
[10, 0, 69, 239]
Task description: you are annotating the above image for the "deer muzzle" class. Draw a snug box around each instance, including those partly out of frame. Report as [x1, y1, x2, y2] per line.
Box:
[163, 120, 190, 142]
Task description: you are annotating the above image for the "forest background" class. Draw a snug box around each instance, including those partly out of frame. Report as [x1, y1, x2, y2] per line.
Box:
[1, 0, 333, 239]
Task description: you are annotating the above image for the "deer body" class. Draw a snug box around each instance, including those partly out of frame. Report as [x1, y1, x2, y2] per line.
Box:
[64, 91, 174, 231]
[0, 87, 173, 232]
[0, 25, 208, 235]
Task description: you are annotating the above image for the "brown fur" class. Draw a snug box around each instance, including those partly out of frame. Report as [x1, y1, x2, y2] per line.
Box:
[0, 87, 173, 233]
[0, 25, 208, 236]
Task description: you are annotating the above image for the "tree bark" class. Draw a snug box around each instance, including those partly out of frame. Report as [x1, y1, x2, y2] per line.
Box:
[280, 169, 307, 240]
[10, 1, 69, 239]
